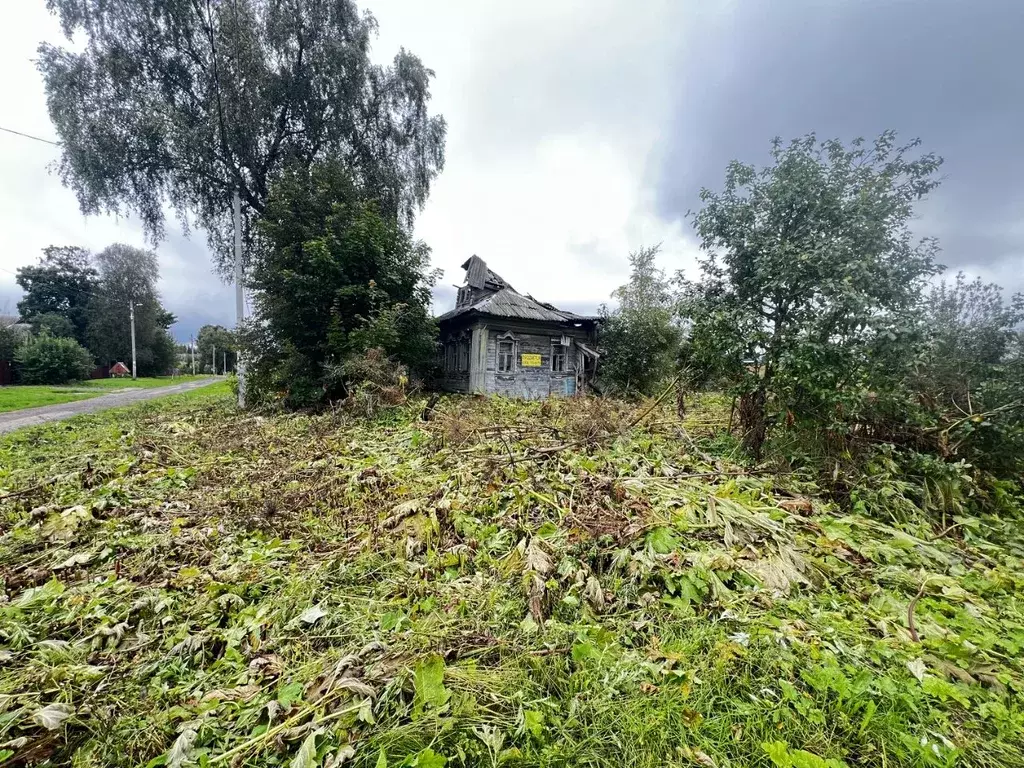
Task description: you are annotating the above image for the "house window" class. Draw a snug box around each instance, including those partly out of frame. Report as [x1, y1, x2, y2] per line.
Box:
[458, 338, 470, 372]
[445, 342, 456, 372]
[497, 339, 515, 372]
[551, 340, 566, 372]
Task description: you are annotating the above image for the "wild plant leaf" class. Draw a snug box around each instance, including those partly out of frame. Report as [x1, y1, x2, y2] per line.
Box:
[907, 658, 927, 682]
[412, 655, 450, 717]
[647, 526, 680, 554]
[921, 676, 971, 707]
[290, 730, 320, 768]
[522, 710, 544, 738]
[31, 702, 74, 730]
[298, 604, 327, 626]
[166, 727, 197, 768]
[411, 748, 446, 768]
[326, 745, 356, 767]
[524, 539, 552, 574]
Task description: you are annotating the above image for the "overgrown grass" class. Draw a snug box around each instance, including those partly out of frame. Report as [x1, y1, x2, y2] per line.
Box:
[1, 390, 1022, 767]
[0, 376, 214, 413]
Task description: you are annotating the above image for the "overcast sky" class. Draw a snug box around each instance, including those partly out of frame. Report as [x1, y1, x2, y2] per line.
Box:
[1, 0, 1021, 342]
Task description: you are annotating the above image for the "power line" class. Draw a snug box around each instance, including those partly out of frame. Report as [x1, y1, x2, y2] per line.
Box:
[0, 125, 61, 146]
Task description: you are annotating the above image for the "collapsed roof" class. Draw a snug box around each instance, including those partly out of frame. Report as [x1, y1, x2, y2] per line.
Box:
[438, 256, 599, 325]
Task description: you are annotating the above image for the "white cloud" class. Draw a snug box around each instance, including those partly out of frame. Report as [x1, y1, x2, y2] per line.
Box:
[1, 0, 699, 334]
[0, 5, 233, 338]
[368, 0, 700, 309]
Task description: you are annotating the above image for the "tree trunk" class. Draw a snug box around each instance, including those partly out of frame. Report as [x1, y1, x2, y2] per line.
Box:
[739, 387, 768, 460]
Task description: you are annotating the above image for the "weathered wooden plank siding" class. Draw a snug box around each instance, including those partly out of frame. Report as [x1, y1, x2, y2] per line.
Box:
[483, 326, 583, 399]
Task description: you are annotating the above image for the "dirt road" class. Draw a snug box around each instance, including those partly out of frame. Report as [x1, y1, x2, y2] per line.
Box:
[0, 378, 220, 435]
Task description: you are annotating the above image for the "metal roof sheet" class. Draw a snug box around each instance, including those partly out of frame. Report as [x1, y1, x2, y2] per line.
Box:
[438, 287, 599, 324]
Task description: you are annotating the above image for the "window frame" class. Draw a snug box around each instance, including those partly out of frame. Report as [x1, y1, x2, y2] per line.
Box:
[497, 337, 516, 373]
[550, 339, 567, 373]
[458, 336, 470, 372]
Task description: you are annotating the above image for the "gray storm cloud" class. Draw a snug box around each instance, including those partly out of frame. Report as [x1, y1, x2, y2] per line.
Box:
[654, 0, 1024, 293]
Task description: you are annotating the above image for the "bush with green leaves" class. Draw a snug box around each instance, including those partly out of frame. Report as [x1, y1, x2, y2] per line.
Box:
[679, 132, 943, 457]
[244, 160, 438, 409]
[14, 332, 94, 384]
[599, 245, 680, 397]
[0, 324, 19, 362]
[28, 311, 77, 339]
[910, 274, 1024, 476]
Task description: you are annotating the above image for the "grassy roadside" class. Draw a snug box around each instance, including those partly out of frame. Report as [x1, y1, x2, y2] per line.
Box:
[1, 389, 1022, 767]
[0, 375, 215, 413]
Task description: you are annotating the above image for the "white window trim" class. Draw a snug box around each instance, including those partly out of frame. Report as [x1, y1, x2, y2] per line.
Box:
[497, 331, 517, 374]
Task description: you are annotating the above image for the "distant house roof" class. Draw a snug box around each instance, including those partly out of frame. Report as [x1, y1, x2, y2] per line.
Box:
[439, 257, 599, 325]
[0, 315, 31, 335]
[110, 362, 130, 375]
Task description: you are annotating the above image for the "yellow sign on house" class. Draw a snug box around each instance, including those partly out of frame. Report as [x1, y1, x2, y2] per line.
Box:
[520, 353, 542, 367]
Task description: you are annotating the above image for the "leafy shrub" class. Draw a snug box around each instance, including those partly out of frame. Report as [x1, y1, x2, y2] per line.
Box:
[0, 324, 19, 361]
[245, 160, 438, 410]
[680, 132, 942, 458]
[15, 332, 94, 384]
[336, 348, 409, 417]
[599, 245, 680, 396]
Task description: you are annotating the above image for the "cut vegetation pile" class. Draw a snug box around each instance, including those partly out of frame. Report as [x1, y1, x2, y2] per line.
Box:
[1, 387, 1023, 767]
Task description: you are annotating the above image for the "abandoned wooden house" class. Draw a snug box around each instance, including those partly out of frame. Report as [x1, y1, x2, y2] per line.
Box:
[437, 256, 601, 398]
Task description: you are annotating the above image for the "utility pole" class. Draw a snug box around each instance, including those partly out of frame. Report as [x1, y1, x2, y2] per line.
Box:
[223, 350, 226, 375]
[128, 301, 137, 380]
[212, 344, 216, 375]
[234, 189, 247, 407]
[190, 334, 196, 375]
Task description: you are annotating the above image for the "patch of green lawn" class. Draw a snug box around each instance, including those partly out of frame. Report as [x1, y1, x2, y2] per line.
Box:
[0, 375, 214, 413]
[0, 386, 101, 413]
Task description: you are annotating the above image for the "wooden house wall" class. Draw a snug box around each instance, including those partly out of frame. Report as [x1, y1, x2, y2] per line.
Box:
[439, 318, 595, 399]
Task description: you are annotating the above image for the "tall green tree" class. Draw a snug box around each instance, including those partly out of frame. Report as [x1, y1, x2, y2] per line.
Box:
[87, 244, 178, 376]
[38, 0, 446, 272]
[15, 246, 98, 345]
[918, 273, 1024, 408]
[196, 325, 238, 374]
[916, 275, 1024, 475]
[0, 320, 20, 362]
[244, 159, 437, 407]
[680, 132, 943, 457]
[598, 245, 680, 396]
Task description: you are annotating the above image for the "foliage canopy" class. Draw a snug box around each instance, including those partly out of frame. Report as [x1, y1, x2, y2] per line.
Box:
[15, 246, 97, 347]
[680, 132, 944, 455]
[244, 159, 438, 408]
[196, 325, 238, 375]
[86, 244, 177, 376]
[599, 245, 680, 397]
[38, 0, 446, 271]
